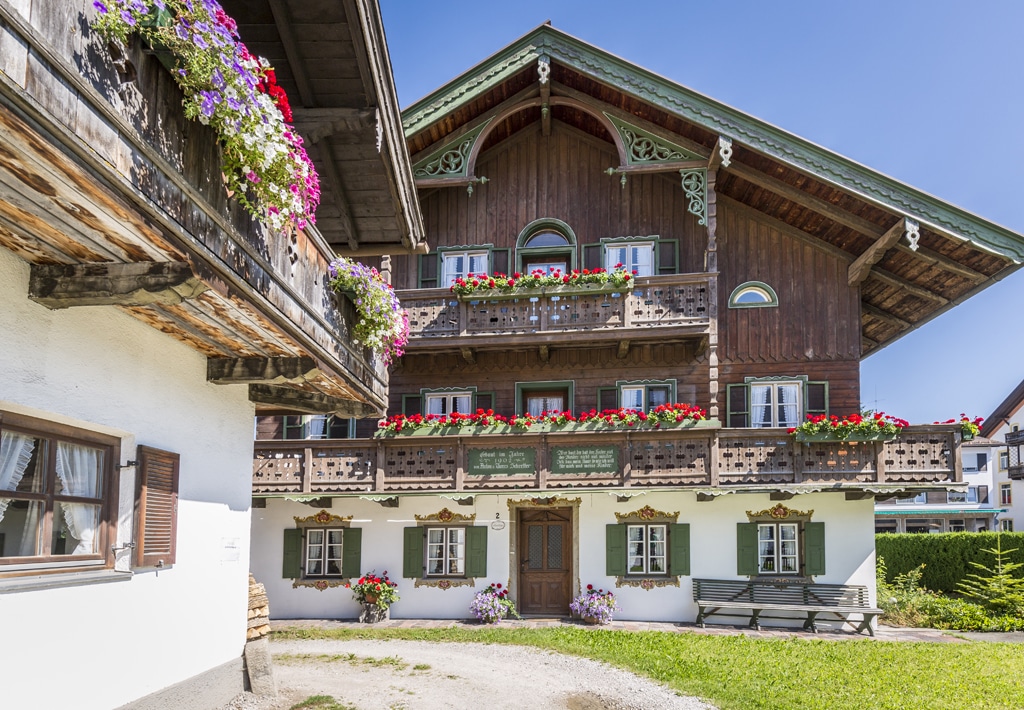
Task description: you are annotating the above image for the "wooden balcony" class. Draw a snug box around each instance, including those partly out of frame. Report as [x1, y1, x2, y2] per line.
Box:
[397, 273, 712, 353]
[253, 425, 962, 496]
[1005, 429, 1024, 481]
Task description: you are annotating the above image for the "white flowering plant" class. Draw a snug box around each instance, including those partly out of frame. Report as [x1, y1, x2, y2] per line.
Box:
[91, 0, 320, 234]
[328, 257, 408, 366]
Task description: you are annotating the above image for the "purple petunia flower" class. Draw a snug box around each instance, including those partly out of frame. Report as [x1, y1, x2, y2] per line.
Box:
[120, 9, 136, 25]
[93, 1, 108, 13]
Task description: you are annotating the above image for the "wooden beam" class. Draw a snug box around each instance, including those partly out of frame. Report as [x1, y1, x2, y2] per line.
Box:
[870, 267, 948, 304]
[291, 108, 377, 144]
[28, 262, 208, 309]
[848, 218, 908, 286]
[208, 357, 320, 385]
[608, 160, 708, 176]
[726, 162, 889, 240]
[316, 140, 361, 251]
[248, 384, 380, 417]
[892, 242, 987, 282]
[770, 491, 795, 501]
[862, 302, 911, 329]
[845, 491, 876, 501]
[267, 0, 315, 105]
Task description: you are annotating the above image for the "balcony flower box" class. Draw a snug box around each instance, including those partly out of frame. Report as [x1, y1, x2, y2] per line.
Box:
[794, 431, 897, 443]
[458, 283, 630, 302]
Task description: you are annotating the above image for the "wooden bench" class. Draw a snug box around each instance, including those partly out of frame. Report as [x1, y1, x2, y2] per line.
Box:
[692, 578, 882, 636]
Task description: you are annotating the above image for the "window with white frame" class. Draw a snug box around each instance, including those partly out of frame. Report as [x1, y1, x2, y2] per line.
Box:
[282, 414, 350, 440]
[949, 520, 966, 532]
[627, 524, 667, 575]
[895, 493, 928, 504]
[619, 381, 673, 411]
[442, 250, 488, 285]
[947, 487, 979, 504]
[426, 527, 465, 576]
[1000, 519, 1014, 532]
[750, 381, 802, 428]
[963, 453, 988, 473]
[424, 391, 472, 416]
[758, 523, 799, 574]
[1000, 451, 1009, 470]
[605, 241, 654, 276]
[1001, 483, 1012, 506]
[0, 413, 118, 567]
[304, 528, 344, 577]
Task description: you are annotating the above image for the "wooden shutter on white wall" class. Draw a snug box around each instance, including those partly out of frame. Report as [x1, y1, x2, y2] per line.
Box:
[135, 446, 180, 568]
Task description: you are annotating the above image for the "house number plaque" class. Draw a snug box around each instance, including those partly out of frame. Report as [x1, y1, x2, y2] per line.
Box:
[468, 447, 536, 475]
[551, 446, 619, 474]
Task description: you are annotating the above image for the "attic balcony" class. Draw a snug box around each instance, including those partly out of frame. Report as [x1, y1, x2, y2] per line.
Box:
[252, 425, 962, 498]
[398, 273, 712, 357]
[1005, 429, 1024, 481]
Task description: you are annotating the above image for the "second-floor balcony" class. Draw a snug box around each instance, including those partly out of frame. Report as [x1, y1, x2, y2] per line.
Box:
[398, 273, 712, 353]
[1006, 429, 1024, 481]
[253, 425, 961, 497]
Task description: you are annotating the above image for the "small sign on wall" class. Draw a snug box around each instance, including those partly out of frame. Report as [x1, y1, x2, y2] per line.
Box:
[551, 445, 619, 474]
[467, 447, 536, 475]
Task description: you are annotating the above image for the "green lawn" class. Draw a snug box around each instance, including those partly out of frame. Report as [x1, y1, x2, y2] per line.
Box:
[274, 626, 1024, 709]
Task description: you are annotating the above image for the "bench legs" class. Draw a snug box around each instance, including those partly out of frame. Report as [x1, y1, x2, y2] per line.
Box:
[696, 606, 706, 628]
[749, 608, 762, 630]
[855, 613, 877, 637]
[803, 611, 819, 633]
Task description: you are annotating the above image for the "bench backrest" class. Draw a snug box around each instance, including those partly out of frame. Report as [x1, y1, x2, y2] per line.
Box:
[693, 578, 871, 608]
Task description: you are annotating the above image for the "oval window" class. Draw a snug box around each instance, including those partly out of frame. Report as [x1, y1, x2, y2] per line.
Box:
[729, 282, 778, 308]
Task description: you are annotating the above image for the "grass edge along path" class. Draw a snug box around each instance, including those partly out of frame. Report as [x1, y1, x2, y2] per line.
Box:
[273, 626, 1024, 710]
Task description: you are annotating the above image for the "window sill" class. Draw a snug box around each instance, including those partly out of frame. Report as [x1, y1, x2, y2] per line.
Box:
[413, 577, 475, 589]
[0, 568, 132, 594]
[615, 575, 680, 589]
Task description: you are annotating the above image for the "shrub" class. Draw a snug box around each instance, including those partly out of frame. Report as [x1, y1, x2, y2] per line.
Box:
[469, 582, 520, 624]
[876, 532, 1024, 593]
[955, 537, 1024, 616]
[570, 585, 620, 624]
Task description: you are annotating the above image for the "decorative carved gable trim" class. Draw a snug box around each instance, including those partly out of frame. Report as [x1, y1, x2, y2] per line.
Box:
[745, 503, 813, 521]
[615, 504, 679, 524]
[415, 507, 476, 525]
[293, 510, 353, 526]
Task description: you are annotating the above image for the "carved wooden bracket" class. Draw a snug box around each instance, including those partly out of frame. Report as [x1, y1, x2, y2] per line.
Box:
[28, 261, 208, 309]
[208, 357, 320, 385]
[248, 384, 380, 417]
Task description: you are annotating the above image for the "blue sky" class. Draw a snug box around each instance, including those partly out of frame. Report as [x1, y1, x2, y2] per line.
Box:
[380, 0, 1024, 425]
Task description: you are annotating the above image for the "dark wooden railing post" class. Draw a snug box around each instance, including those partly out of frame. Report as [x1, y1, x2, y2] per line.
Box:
[375, 441, 386, 492]
[707, 431, 719, 487]
[792, 439, 803, 483]
[301, 446, 313, 493]
[875, 441, 887, 483]
[455, 436, 466, 491]
[621, 431, 632, 487]
[537, 434, 549, 490]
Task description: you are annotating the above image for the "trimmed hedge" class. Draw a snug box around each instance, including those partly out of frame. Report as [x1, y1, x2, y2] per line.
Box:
[876, 532, 1024, 593]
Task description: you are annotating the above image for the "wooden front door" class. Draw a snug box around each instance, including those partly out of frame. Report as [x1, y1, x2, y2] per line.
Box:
[518, 507, 572, 615]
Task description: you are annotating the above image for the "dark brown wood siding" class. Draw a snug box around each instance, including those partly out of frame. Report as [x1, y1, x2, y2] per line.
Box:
[392, 123, 706, 288]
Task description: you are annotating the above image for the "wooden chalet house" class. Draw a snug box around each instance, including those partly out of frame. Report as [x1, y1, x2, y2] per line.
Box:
[250, 25, 1024, 628]
[0, 1, 421, 707]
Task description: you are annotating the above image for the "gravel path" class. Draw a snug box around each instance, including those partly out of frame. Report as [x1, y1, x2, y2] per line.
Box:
[222, 638, 716, 710]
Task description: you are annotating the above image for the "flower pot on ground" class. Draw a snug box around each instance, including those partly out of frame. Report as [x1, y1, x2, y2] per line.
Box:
[469, 582, 520, 624]
[570, 585, 620, 625]
[347, 570, 399, 623]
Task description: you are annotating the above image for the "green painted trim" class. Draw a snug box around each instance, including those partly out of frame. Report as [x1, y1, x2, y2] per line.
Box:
[515, 218, 578, 274]
[604, 113, 704, 164]
[402, 25, 1024, 262]
[515, 380, 575, 416]
[412, 118, 493, 179]
[728, 281, 779, 309]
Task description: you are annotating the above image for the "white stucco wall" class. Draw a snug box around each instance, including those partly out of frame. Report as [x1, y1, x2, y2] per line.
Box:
[0, 249, 255, 709]
[251, 489, 877, 628]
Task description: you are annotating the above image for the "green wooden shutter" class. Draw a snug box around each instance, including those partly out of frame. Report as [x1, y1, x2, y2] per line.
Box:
[402, 394, 422, 416]
[475, 392, 495, 412]
[465, 526, 488, 577]
[668, 523, 690, 576]
[491, 248, 510, 276]
[282, 528, 303, 579]
[657, 239, 679, 275]
[804, 522, 825, 576]
[736, 523, 758, 575]
[727, 384, 750, 428]
[583, 243, 603, 271]
[606, 524, 627, 576]
[806, 381, 828, 418]
[597, 387, 617, 412]
[341, 527, 362, 578]
[403, 526, 424, 578]
[418, 254, 439, 288]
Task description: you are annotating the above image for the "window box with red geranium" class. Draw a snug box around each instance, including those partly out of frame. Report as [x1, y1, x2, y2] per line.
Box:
[450, 267, 634, 300]
[790, 412, 907, 443]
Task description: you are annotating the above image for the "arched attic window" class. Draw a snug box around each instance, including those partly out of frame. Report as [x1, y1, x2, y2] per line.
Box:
[516, 218, 578, 276]
[729, 281, 778, 308]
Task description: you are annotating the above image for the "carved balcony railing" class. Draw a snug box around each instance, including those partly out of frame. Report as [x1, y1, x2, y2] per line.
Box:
[397, 273, 712, 352]
[253, 425, 962, 496]
[1005, 429, 1024, 481]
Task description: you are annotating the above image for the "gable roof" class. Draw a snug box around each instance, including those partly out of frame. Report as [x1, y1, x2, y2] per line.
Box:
[402, 24, 1024, 355]
[981, 379, 1024, 438]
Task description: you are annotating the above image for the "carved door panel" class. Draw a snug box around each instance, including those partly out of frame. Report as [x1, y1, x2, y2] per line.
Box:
[518, 507, 572, 615]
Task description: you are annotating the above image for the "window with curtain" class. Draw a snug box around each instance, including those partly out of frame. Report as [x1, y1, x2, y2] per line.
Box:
[605, 242, 654, 276]
[0, 412, 117, 569]
[750, 382, 801, 428]
[425, 392, 472, 416]
[441, 250, 488, 285]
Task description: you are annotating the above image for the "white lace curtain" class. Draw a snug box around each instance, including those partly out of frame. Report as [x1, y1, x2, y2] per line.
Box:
[0, 431, 35, 523]
[55, 442, 102, 555]
[751, 385, 772, 426]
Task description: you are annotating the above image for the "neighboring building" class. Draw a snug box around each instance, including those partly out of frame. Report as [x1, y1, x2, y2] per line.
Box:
[251, 25, 1024, 628]
[0, 1, 420, 708]
[874, 438, 1004, 533]
[983, 380, 1024, 533]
